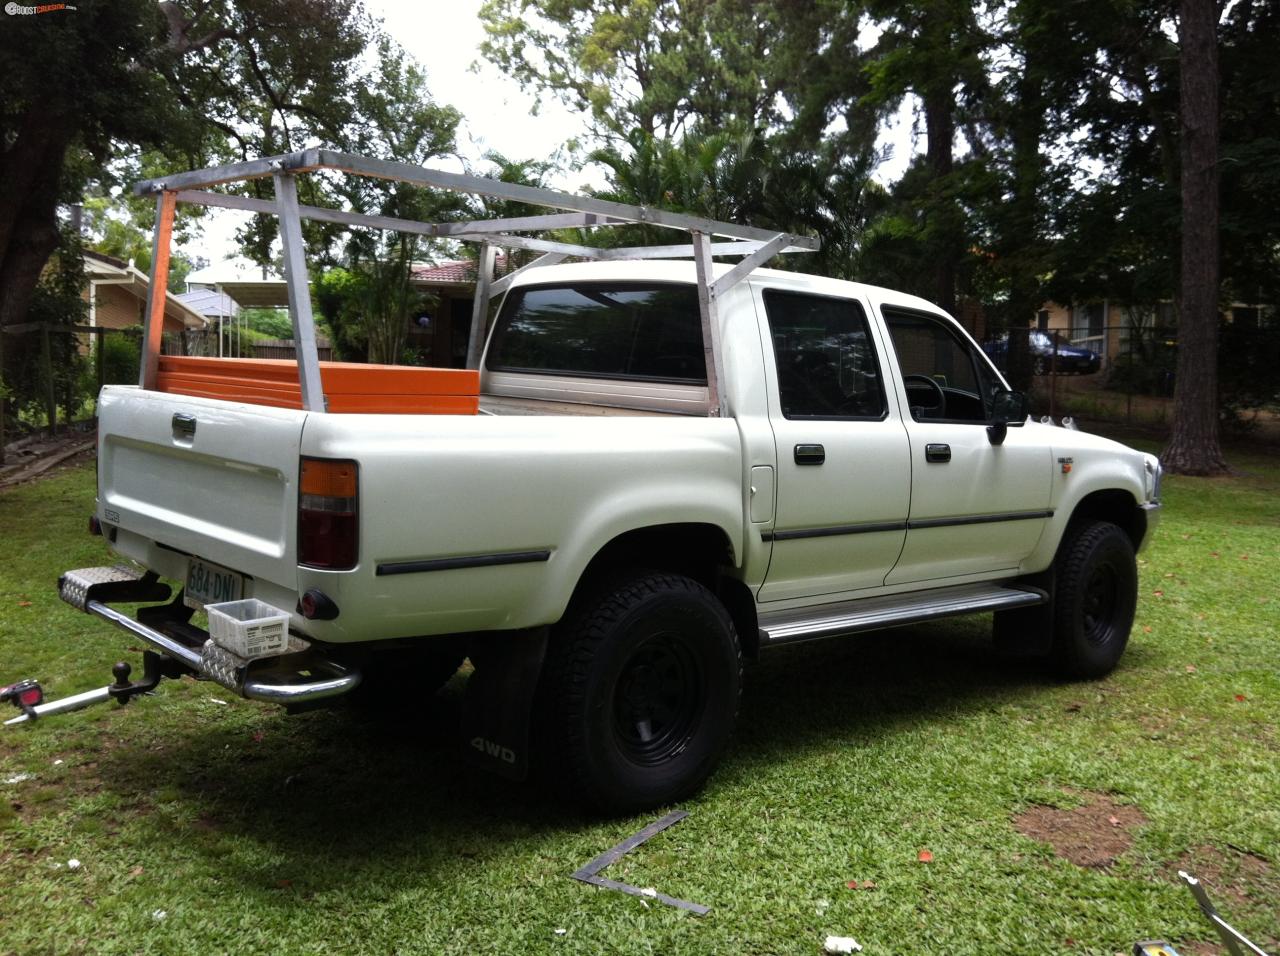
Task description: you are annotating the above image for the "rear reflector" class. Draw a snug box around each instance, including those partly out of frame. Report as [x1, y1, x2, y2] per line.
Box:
[299, 588, 340, 621]
[298, 457, 358, 570]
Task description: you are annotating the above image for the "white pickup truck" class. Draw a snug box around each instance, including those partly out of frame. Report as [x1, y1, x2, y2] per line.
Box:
[47, 153, 1161, 814]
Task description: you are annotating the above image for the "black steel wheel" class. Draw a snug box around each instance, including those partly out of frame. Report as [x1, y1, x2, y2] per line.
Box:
[1050, 521, 1138, 678]
[546, 571, 741, 813]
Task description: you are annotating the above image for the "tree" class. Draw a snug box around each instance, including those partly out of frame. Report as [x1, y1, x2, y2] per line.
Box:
[479, 0, 785, 142]
[1, 225, 89, 434]
[1163, 0, 1229, 474]
[82, 195, 196, 289]
[320, 38, 462, 366]
[0, 0, 371, 457]
[857, 0, 993, 316]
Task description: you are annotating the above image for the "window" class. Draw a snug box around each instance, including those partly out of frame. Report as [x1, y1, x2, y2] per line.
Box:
[762, 289, 886, 420]
[1071, 303, 1105, 341]
[1087, 303, 1105, 338]
[486, 283, 707, 383]
[882, 307, 999, 423]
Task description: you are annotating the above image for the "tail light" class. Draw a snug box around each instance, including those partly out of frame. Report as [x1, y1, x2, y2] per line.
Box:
[298, 457, 359, 570]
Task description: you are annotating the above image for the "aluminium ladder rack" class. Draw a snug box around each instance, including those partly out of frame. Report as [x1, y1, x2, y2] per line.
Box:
[134, 149, 820, 417]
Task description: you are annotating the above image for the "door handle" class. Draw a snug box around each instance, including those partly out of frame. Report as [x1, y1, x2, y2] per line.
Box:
[794, 443, 825, 465]
[172, 413, 197, 442]
[925, 443, 951, 463]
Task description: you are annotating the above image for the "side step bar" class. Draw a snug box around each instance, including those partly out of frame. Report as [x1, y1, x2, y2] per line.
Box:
[58, 565, 360, 706]
[758, 582, 1048, 647]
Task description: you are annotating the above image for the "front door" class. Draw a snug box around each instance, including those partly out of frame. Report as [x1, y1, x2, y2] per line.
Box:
[756, 286, 911, 602]
[878, 306, 1052, 585]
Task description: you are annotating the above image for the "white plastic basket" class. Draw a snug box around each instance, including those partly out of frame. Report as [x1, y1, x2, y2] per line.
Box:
[206, 598, 290, 659]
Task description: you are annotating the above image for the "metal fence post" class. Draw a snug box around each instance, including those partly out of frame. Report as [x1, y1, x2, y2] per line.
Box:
[41, 323, 56, 437]
[273, 172, 326, 412]
[1049, 329, 1059, 420]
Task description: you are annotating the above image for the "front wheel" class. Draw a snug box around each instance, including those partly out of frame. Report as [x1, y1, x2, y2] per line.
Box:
[1050, 521, 1138, 678]
[546, 571, 741, 813]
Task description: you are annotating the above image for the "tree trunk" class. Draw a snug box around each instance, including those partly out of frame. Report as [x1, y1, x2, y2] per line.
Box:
[1163, 0, 1229, 475]
[0, 117, 74, 464]
[924, 84, 957, 318]
[1003, 68, 1045, 395]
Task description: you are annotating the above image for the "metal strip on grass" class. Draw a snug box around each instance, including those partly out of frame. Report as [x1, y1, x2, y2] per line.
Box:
[570, 810, 709, 916]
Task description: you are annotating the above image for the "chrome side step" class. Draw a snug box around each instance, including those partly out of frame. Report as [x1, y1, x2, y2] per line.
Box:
[758, 582, 1048, 647]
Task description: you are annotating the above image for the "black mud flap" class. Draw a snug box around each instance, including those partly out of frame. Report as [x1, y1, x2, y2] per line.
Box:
[460, 628, 548, 781]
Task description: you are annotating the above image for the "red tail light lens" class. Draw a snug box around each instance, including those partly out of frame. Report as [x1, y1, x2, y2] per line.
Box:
[298, 458, 359, 570]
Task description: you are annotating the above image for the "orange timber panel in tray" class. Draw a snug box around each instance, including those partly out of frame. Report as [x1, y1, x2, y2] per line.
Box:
[156, 356, 480, 414]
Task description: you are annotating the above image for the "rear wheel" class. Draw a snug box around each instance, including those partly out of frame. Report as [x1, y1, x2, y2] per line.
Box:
[1050, 521, 1137, 678]
[546, 571, 741, 813]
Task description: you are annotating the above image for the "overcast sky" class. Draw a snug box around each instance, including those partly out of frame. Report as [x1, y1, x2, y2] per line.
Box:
[185, 0, 917, 269]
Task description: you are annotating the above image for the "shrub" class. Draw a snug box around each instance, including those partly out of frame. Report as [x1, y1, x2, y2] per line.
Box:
[98, 331, 142, 385]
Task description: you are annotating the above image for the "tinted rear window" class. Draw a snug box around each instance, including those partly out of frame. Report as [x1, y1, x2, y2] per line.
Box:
[486, 283, 707, 383]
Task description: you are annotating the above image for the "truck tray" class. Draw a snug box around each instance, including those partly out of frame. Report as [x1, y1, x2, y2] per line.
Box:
[156, 355, 479, 414]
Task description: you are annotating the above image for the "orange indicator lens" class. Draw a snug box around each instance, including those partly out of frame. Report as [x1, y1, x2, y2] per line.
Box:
[301, 458, 358, 498]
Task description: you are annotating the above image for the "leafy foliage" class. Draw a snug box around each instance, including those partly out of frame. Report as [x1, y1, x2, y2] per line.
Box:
[479, 0, 787, 141]
[1, 226, 90, 432]
[238, 309, 296, 341]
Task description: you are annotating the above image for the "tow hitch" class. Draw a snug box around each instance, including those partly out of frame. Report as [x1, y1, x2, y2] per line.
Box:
[4, 564, 363, 729]
[3, 653, 188, 726]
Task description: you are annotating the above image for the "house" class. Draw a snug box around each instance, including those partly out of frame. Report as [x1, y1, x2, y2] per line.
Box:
[174, 287, 237, 325]
[165, 255, 512, 366]
[1032, 300, 1274, 367]
[83, 250, 208, 342]
[407, 256, 512, 368]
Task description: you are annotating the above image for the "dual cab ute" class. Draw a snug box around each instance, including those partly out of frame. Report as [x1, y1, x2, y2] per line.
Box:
[37, 152, 1161, 813]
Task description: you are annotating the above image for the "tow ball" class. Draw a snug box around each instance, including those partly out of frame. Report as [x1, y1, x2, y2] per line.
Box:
[3, 652, 187, 727]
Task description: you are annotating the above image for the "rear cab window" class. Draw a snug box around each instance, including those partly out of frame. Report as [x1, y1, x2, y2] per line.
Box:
[486, 283, 707, 384]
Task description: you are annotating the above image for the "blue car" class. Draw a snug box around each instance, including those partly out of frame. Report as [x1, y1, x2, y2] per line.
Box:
[984, 331, 1102, 375]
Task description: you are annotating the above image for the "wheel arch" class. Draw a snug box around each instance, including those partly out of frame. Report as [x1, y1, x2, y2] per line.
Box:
[1065, 488, 1148, 551]
[570, 523, 760, 659]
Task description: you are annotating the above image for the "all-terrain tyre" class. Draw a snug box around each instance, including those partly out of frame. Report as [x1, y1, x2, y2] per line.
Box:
[546, 571, 742, 814]
[1050, 521, 1138, 678]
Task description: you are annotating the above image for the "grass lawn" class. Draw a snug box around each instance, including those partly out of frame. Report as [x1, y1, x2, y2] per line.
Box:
[1, 443, 1277, 955]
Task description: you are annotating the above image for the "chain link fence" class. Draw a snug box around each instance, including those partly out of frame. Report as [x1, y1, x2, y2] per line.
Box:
[982, 324, 1280, 439]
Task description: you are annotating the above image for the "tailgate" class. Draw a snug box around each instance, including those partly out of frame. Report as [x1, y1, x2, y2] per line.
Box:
[97, 386, 307, 588]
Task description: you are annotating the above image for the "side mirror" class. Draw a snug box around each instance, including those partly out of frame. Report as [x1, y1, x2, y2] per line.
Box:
[987, 390, 1028, 445]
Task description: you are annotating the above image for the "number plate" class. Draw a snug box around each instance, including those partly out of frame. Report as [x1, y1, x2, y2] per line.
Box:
[185, 559, 244, 610]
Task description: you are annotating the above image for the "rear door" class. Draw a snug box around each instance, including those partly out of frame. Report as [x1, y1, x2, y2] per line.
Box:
[97, 387, 307, 594]
[755, 285, 911, 602]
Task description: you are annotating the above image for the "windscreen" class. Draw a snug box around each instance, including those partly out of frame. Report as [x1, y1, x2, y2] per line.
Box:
[486, 283, 707, 384]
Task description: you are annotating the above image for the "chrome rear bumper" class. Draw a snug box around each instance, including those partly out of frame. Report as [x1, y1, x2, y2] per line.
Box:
[59, 566, 361, 705]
